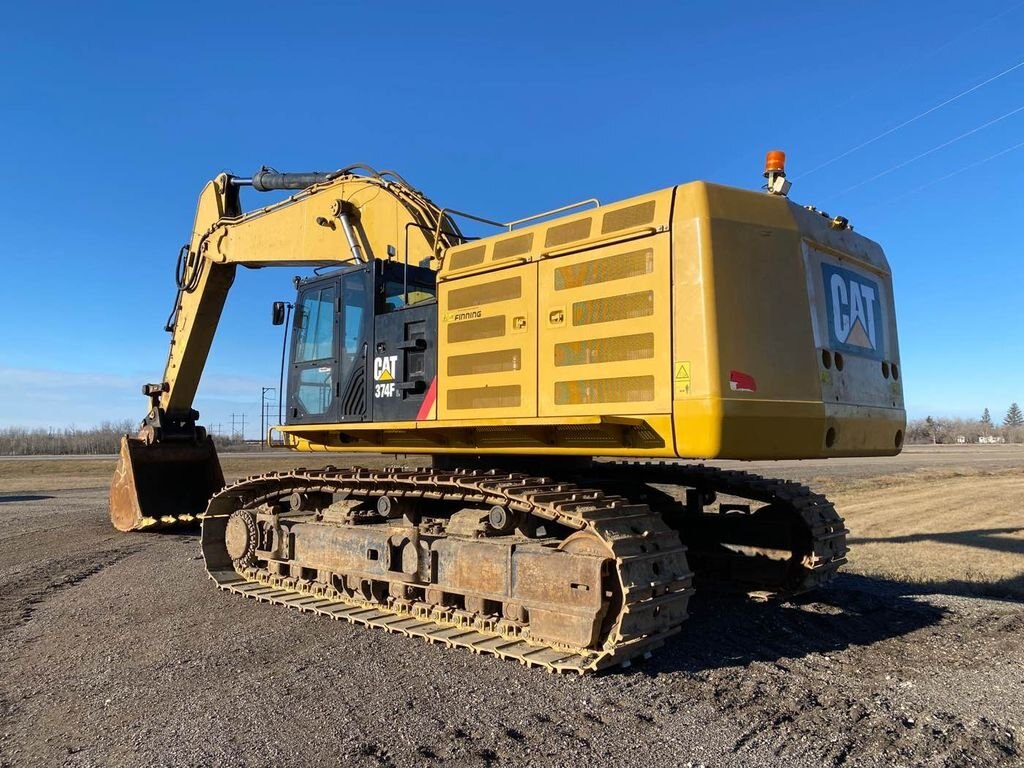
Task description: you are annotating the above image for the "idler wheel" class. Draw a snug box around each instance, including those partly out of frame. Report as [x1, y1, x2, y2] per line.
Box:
[224, 510, 258, 565]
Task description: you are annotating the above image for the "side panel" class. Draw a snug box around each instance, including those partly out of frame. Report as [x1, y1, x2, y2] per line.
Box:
[370, 302, 438, 422]
[537, 234, 672, 417]
[437, 263, 538, 420]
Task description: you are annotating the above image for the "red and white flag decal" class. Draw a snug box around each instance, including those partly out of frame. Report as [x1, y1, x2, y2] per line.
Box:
[729, 370, 757, 393]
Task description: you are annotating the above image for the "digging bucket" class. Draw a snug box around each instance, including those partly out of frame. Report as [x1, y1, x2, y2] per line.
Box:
[109, 435, 225, 531]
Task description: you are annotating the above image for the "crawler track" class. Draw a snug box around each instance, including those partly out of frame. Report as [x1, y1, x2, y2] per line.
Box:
[598, 462, 849, 599]
[201, 467, 695, 673]
[199, 462, 848, 671]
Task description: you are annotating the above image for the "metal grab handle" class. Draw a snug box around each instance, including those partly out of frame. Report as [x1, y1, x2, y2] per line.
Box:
[506, 198, 600, 230]
[432, 198, 603, 261]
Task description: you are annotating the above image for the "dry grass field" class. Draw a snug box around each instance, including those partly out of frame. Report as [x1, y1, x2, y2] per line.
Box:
[834, 467, 1024, 600]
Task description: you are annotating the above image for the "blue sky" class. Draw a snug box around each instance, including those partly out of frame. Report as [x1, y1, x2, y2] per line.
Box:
[1, 1, 1022, 434]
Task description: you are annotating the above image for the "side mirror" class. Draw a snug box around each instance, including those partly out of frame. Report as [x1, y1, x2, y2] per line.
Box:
[272, 301, 286, 326]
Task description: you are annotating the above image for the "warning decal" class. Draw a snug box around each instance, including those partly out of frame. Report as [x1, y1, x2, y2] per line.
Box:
[674, 361, 691, 396]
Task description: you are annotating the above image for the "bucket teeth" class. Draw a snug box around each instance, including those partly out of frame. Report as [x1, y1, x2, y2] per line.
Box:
[108, 435, 225, 532]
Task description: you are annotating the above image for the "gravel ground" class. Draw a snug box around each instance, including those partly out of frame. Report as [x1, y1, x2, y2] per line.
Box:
[1, 460, 1022, 767]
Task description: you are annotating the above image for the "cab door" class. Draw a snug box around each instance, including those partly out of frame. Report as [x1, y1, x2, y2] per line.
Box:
[336, 268, 369, 422]
[288, 279, 340, 424]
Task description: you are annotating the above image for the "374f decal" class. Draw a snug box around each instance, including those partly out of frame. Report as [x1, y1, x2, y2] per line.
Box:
[373, 354, 398, 398]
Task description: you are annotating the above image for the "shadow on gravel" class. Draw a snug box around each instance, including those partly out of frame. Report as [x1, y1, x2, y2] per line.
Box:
[880, 573, 1024, 604]
[642, 573, 948, 675]
[0, 494, 55, 503]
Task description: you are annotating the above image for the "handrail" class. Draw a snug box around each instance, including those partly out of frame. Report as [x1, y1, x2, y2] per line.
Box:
[433, 197, 603, 265]
[506, 198, 600, 230]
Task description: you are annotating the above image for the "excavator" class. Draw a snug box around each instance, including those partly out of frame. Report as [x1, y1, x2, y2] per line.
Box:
[109, 153, 904, 672]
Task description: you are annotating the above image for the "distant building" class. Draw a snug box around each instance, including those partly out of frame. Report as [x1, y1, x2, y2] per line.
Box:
[978, 435, 1005, 444]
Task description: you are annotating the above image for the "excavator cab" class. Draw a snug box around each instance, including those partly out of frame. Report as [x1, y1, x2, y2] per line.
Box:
[284, 259, 438, 426]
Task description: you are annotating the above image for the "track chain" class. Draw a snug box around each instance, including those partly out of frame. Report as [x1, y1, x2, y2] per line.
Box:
[598, 462, 849, 597]
[201, 467, 694, 673]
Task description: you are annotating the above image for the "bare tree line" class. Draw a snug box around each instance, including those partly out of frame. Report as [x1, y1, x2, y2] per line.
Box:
[906, 410, 1024, 445]
[0, 422, 251, 456]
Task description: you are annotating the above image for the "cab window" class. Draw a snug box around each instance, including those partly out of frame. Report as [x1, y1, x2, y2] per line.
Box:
[294, 286, 335, 362]
[382, 275, 436, 313]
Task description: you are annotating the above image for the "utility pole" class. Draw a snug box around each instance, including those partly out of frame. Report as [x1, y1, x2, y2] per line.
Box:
[230, 413, 246, 441]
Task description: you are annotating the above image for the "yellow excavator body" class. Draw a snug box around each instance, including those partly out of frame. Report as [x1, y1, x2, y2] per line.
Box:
[278, 181, 903, 460]
[108, 160, 904, 671]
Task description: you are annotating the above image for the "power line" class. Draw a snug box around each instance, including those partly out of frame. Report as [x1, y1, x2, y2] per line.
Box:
[927, 1, 1024, 59]
[871, 138, 1024, 209]
[797, 56, 1024, 180]
[831, 103, 1024, 198]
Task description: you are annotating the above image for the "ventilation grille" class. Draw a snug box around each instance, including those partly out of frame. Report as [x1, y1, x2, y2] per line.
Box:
[572, 291, 653, 326]
[447, 245, 486, 270]
[447, 315, 505, 343]
[448, 385, 521, 410]
[447, 276, 522, 310]
[555, 375, 655, 405]
[554, 333, 655, 367]
[601, 201, 656, 234]
[554, 249, 653, 290]
[448, 348, 521, 376]
[492, 233, 534, 261]
[544, 218, 592, 248]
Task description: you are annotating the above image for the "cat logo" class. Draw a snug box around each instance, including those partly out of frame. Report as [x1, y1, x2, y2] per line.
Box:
[373, 354, 398, 397]
[822, 263, 884, 360]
